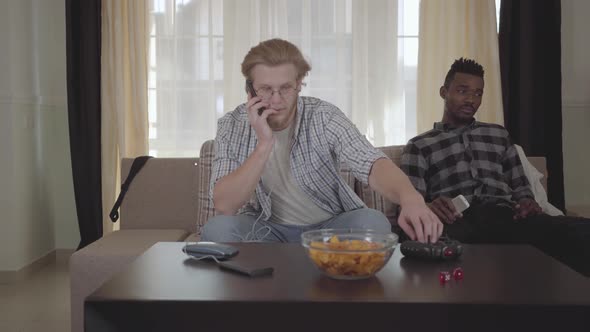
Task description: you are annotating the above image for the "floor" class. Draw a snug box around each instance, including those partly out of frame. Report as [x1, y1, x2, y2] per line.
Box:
[0, 259, 70, 332]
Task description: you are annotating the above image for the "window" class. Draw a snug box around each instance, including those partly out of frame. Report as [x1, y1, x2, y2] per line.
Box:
[149, 0, 421, 156]
[149, 0, 224, 157]
[398, 0, 420, 143]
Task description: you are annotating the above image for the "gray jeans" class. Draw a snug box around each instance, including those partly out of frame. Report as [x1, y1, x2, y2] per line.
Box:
[200, 208, 391, 243]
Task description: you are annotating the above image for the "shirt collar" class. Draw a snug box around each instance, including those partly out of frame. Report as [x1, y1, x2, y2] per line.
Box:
[434, 118, 477, 134]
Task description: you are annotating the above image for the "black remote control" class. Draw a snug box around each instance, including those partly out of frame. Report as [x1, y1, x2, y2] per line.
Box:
[400, 236, 463, 260]
[217, 261, 274, 277]
[182, 242, 239, 260]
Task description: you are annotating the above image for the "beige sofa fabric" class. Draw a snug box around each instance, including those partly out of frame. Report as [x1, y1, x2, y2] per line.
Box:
[183, 233, 202, 243]
[120, 158, 199, 232]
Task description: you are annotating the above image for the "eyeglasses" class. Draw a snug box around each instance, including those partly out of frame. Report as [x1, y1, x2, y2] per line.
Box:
[254, 84, 301, 100]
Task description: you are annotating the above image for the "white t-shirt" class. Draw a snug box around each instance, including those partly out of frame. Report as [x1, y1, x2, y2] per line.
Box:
[261, 125, 334, 225]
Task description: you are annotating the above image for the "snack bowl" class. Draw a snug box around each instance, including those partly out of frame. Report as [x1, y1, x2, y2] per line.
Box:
[301, 229, 398, 280]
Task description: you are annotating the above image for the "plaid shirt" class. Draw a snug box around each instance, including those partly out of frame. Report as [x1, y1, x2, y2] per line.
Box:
[211, 96, 387, 220]
[400, 121, 533, 205]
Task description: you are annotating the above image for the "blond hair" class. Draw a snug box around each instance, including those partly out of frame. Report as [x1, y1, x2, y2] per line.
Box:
[241, 38, 311, 81]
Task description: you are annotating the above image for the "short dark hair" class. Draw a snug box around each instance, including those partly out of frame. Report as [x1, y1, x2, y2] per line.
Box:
[443, 58, 484, 88]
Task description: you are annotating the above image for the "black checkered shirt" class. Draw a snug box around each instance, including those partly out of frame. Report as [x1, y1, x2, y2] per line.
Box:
[400, 120, 533, 205]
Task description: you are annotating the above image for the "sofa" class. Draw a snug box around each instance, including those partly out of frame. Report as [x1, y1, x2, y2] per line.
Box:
[69, 139, 547, 332]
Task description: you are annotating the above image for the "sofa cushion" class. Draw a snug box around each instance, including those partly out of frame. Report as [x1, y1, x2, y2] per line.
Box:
[182, 233, 202, 242]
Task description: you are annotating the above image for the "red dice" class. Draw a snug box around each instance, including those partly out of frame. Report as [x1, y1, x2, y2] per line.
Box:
[439, 271, 452, 283]
[439, 268, 464, 284]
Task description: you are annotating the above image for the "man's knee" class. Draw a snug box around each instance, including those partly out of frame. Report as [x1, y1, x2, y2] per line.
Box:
[332, 208, 392, 233]
[201, 215, 244, 242]
[360, 209, 392, 233]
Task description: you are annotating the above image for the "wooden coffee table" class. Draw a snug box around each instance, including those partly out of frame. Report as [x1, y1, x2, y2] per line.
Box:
[85, 242, 590, 331]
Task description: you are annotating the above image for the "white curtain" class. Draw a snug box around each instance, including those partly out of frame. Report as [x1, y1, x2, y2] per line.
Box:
[351, 0, 403, 147]
[223, 0, 289, 112]
[149, 0, 225, 157]
[102, 0, 150, 233]
[150, 0, 417, 157]
[416, 0, 504, 134]
[224, 0, 407, 147]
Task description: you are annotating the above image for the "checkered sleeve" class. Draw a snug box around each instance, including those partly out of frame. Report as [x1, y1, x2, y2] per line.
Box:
[208, 119, 241, 208]
[324, 108, 387, 185]
[400, 141, 428, 198]
[503, 143, 534, 202]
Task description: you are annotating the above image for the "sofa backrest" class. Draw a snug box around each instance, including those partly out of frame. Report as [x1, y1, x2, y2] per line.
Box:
[120, 140, 547, 233]
[121, 158, 199, 232]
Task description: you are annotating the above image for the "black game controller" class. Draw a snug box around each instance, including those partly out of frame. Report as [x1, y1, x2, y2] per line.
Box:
[400, 236, 463, 260]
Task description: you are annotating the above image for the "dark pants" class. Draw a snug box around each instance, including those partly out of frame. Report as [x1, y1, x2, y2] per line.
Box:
[442, 203, 590, 277]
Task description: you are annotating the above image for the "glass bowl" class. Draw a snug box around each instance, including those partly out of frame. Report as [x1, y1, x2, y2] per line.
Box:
[301, 229, 398, 280]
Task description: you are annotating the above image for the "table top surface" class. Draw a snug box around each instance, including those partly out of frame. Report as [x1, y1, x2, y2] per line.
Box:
[88, 242, 590, 306]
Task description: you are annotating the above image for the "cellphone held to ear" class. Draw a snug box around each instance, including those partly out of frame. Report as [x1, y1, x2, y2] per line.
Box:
[246, 80, 266, 116]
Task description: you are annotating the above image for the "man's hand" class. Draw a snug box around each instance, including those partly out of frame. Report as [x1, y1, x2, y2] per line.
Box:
[365, 159, 442, 243]
[246, 94, 277, 145]
[427, 196, 462, 224]
[398, 197, 444, 243]
[513, 198, 542, 220]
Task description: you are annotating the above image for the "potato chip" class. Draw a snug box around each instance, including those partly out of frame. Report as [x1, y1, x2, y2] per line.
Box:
[308, 235, 388, 278]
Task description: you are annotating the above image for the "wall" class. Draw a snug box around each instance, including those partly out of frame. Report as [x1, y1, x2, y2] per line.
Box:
[0, 0, 16, 271]
[561, 0, 590, 209]
[0, 0, 78, 272]
[32, 0, 79, 251]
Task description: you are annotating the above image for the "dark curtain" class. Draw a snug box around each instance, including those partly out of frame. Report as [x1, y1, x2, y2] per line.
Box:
[499, 0, 565, 211]
[66, 0, 103, 249]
